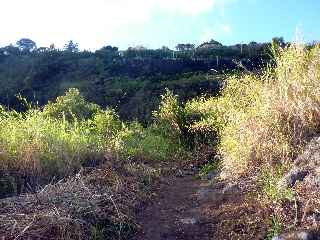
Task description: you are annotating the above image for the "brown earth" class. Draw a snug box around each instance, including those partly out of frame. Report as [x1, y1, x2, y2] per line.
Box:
[132, 174, 271, 240]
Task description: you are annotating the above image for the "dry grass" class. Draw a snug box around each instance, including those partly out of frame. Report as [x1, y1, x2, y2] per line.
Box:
[0, 161, 160, 240]
[187, 43, 320, 179]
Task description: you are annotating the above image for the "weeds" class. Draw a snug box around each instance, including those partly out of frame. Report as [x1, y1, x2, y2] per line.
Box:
[259, 166, 294, 203]
[184, 43, 320, 179]
[198, 160, 220, 179]
[0, 88, 189, 193]
[266, 215, 282, 240]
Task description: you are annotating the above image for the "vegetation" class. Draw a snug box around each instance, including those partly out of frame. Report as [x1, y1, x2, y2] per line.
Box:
[0, 88, 188, 196]
[182, 43, 320, 180]
[0, 38, 273, 122]
[2, 37, 320, 239]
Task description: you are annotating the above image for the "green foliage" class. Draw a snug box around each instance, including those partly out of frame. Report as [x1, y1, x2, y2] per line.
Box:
[259, 166, 294, 202]
[43, 88, 101, 122]
[153, 88, 183, 136]
[0, 90, 116, 181]
[266, 215, 282, 240]
[198, 160, 220, 178]
[0, 37, 272, 123]
[0, 88, 191, 187]
[121, 124, 187, 161]
[0, 109, 104, 178]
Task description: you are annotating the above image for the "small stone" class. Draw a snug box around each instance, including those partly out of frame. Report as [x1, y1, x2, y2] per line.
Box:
[176, 170, 184, 177]
[207, 172, 217, 180]
[180, 217, 197, 225]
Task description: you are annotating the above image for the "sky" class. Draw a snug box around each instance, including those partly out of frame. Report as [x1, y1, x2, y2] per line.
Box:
[1, 0, 320, 50]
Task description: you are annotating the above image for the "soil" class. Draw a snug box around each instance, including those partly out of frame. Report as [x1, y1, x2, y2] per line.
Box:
[132, 174, 270, 240]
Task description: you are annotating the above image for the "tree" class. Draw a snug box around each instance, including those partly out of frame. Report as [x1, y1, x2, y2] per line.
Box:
[208, 39, 223, 46]
[161, 46, 171, 51]
[3, 44, 20, 55]
[272, 37, 285, 48]
[95, 45, 119, 63]
[16, 38, 37, 52]
[64, 40, 79, 52]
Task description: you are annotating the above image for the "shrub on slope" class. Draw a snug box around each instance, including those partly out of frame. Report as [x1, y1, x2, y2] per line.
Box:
[187, 43, 320, 178]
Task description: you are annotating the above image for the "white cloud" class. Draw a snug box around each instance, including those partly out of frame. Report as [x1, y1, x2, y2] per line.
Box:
[0, 0, 233, 49]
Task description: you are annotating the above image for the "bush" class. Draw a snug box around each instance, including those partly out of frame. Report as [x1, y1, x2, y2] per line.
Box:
[0, 109, 104, 179]
[186, 44, 320, 178]
[0, 87, 192, 191]
[0, 89, 117, 191]
[43, 88, 101, 122]
[121, 124, 187, 161]
[152, 88, 183, 137]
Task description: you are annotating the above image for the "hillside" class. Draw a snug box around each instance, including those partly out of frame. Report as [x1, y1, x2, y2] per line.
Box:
[2, 40, 320, 239]
[0, 39, 271, 122]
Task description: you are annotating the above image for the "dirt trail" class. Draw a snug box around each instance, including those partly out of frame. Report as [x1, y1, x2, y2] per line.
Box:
[132, 172, 269, 240]
[132, 174, 225, 240]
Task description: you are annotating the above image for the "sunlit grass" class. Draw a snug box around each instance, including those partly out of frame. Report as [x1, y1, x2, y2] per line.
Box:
[0, 88, 188, 189]
[186, 43, 320, 179]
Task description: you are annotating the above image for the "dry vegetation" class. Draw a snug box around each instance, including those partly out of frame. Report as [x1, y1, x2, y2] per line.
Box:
[1, 42, 320, 239]
[0, 162, 160, 239]
[0, 88, 188, 239]
[187, 43, 320, 179]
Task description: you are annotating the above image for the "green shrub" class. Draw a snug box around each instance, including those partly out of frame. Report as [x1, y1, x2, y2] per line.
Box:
[0, 89, 111, 181]
[258, 166, 294, 202]
[0, 87, 192, 189]
[0, 109, 104, 178]
[152, 88, 183, 137]
[266, 215, 282, 240]
[198, 160, 220, 178]
[121, 124, 186, 161]
[44, 88, 101, 122]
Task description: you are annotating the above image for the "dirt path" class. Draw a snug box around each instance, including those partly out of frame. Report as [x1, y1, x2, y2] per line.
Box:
[132, 173, 270, 240]
[132, 174, 221, 240]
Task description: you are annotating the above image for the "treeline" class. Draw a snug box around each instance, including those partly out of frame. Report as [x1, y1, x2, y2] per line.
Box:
[0, 38, 281, 122]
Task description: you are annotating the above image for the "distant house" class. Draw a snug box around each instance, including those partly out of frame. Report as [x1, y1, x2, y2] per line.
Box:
[197, 39, 223, 50]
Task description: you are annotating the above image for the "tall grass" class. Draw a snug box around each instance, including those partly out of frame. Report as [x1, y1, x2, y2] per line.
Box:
[187, 43, 320, 178]
[0, 88, 188, 194]
[0, 109, 104, 180]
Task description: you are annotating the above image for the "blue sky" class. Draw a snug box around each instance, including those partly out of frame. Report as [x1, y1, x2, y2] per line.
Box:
[0, 0, 319, 50]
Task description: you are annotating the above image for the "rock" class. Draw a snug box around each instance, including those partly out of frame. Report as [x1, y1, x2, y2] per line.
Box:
[207, 172, 217, 180]
[222, 182, 240, 195]
[278, 168, 309, 188]
[196, 181, 242, 204]
[197, 188, 218, 201]
[179, 217, 197, 225]
[200, 171, 217, 181]
[272, 230, 320, 240]
[176, 169, 184, 178]
[176, 169, 195, 178]
[278, 135, 320, 189]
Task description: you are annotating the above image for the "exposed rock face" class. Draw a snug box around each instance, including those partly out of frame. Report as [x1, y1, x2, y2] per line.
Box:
[279, 136, 320, 189]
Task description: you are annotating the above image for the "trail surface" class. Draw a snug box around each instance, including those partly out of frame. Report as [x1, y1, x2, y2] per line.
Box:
[132, 171, 270, 240]
[132, 172, 245, 240]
